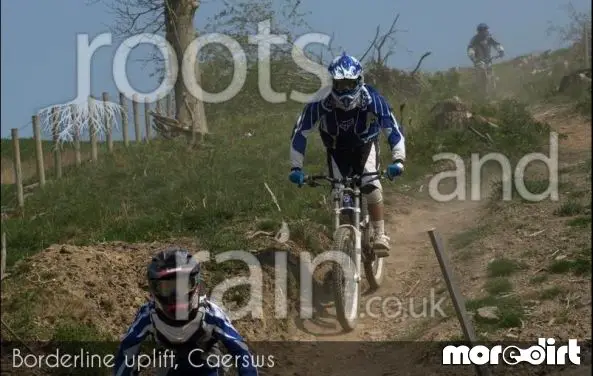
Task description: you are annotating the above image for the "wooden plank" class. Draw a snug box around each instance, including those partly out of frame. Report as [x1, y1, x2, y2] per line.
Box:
[428, 228, 491, 376]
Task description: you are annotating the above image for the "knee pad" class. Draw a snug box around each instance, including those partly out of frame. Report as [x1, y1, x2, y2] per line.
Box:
[362, 186, 383, 205]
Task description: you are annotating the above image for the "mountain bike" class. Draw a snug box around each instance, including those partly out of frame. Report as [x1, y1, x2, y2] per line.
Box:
[304, 170, 388, 332]
[474, 55, 501, 98]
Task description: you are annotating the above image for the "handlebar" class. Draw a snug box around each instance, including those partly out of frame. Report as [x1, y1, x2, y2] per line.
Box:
[304, 171, 387, 187]
[476, 55, 501, 65]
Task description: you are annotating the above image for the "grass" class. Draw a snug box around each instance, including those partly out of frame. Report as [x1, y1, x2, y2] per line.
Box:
[449, 225, 488, 249]
[567, 215, 592, 227]
[484, 277, 513, 295]
[486, 257, 523, 277]
[489, 177, 561, 204]
[539, 286, 564, 300]
[1, 133, 331, 265]
[554, 200, 587, 216]
[0, 137, 95, 162]
[548, 258, 591, 276]
[466, 295, 524, 329]
[1, 98, 552, 268]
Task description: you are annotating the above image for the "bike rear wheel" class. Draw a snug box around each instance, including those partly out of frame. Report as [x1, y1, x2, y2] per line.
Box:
[332, 227, 359, 332]
[362, 225, 385, 290]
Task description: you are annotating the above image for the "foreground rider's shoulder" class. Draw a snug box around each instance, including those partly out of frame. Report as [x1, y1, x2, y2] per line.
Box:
[363, 85, 391, 117]
[298, 95, 329, 115]
[119, 301, 153, 341]
[136, 300, 154, 319]
[202, 298, 233, 323]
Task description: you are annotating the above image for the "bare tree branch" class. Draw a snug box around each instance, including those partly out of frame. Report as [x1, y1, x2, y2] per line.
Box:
[359, 26, 380, 63]
[359, 13, 403, 67]
[375, 13, 400, 61]
[410, 51, 432, 75]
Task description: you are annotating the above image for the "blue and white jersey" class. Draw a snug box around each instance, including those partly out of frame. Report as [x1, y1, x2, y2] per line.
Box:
[290, 84, 405, 170]
[113, 298, 258, 376]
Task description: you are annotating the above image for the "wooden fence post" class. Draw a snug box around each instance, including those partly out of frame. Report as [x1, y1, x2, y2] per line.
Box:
[132, 94, 141, 143]
[51, 107, 62, 179]
[11, 128, 24, 211]
[71, 104, 81, 167]
[119, 92, 129, 147]
[32, 115, 46, 187]
[89, 96, 98, 162]
[428, 229, 491, 376]
[144, 97, 151, 143]
[103, 92, 114, 152]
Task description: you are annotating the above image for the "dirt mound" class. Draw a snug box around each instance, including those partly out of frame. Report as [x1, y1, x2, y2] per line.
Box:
[1, 233, 336, 343]
[1, 240, 198, 339]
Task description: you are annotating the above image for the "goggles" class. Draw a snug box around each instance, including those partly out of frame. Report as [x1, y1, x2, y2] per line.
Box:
[333, 78, 359, 94]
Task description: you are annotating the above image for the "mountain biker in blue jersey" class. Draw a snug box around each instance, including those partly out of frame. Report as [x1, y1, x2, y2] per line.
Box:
[113, 247, 258, 376]
[288, 52, 406, 258]
[467, 23, 504, 66]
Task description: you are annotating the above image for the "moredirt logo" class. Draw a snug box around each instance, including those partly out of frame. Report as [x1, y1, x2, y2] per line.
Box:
[442, 338, 581, 366]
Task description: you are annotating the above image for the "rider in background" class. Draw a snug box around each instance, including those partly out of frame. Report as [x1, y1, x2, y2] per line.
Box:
[467, 23, 505, 65]
[288, 52, 406, 258]
[113, 247, 258, 376]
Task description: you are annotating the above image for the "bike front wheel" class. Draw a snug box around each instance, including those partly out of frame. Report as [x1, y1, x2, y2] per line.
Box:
[362, 226, 385, 290]
[331, 227, 360, 332]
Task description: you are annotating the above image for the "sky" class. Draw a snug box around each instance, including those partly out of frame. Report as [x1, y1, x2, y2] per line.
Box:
[1, 0, 591, 139]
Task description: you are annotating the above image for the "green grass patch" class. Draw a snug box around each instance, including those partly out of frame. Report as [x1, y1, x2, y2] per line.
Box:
[548, 258, 591, 276]
[0, 138, 96, 162]
[567, 215, 592, 228]
[489, 177, 560, 204]
[538, 286, 564, 300]
[554, 200, 587, 216]
[449, 225, 488, 249]
[487, 257, 523, 277]
[484, 277, 513, 295]
[1, 133, 332, 267]
[466, 295, 524, 329]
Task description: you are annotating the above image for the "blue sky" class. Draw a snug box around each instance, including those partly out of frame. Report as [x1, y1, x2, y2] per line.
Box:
[1, 0, 590, 139]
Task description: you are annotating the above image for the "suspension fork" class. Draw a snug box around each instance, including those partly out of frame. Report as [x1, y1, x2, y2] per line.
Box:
[332, 183, 343, 231]
[352, 186, 362, 230]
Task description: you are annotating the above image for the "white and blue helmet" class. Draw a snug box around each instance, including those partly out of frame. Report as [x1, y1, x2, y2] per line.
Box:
[327, 52, 364, 111]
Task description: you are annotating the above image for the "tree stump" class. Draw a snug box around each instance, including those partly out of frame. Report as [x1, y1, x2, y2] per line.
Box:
[558, 68, 592, 94]
[429, 97, 472, 130]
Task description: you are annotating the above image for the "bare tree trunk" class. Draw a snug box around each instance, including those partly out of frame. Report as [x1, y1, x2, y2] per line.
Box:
[165, 0, 208, 143]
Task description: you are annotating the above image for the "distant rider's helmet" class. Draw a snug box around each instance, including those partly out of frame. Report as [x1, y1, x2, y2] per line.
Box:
[147, 247, 203, 322]
[328, 52, 364, 111]
[477, 23, 489, 35]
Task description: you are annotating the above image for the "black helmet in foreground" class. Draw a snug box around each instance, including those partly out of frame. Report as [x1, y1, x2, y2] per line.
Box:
[147, 247, 203, 322]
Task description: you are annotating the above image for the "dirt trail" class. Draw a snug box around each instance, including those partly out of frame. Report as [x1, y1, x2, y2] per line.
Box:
[254, 174, 503, 376]
[288, 192, 483, 342]
[282, 157, 504, 345]
[286, 103, 591, 345]
[266, 105, 592, 375]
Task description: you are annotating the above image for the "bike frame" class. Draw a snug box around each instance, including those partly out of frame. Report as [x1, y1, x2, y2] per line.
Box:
[333, 181, 363, 283]
[305, 172, 383, 280]
[303, 171, 387, 331]
[474, 55, 501, 95]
